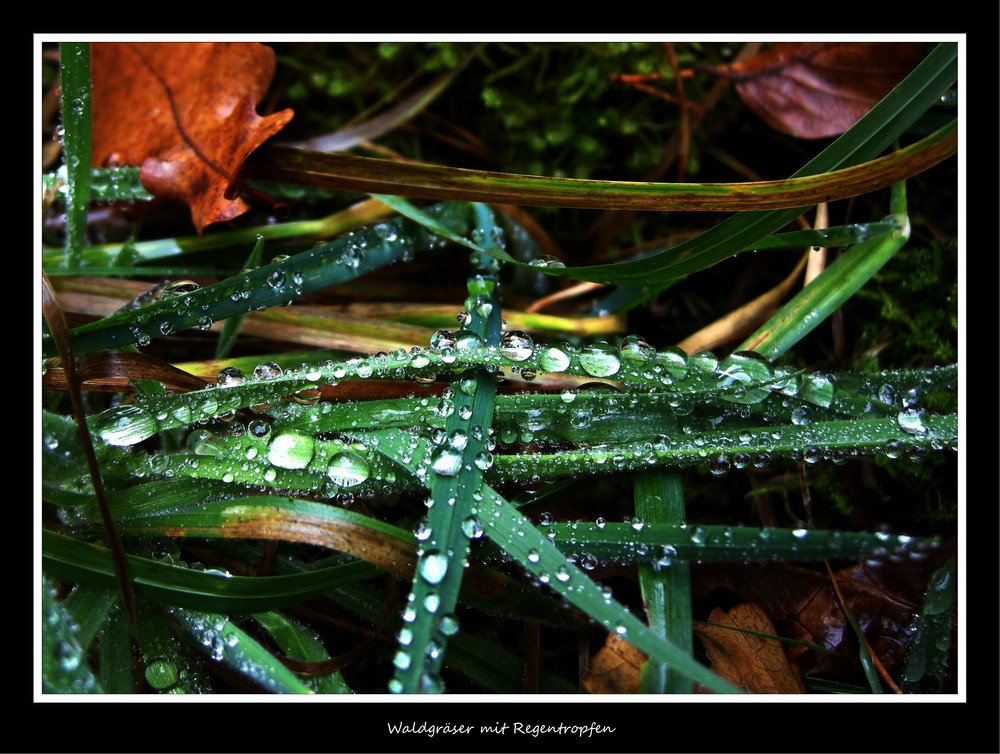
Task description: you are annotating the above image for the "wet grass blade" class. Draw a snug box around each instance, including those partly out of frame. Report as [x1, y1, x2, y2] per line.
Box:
[168, 608, 313, 693]
[43, 202, 471, 358]
[43, 528, 382, 613]
[634, 471, 692, 693]
[741, 182, 910, 359]
[58, 42, 91, 269]
[252, 612, 352, 693]
[41, 575, 103, 694]
[901, 558, 956, 693]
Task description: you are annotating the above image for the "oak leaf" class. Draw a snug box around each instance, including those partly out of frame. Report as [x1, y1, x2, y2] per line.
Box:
[693, 603, 806, 693]
[724, 42, 925, 139]
[90, 42, 294, 232]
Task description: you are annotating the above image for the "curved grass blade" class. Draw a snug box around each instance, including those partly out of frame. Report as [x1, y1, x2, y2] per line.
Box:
[168, 608, 313, 693]
[42, 198, 393, 270]
[43, 528, 382, 613]
[252, 612, 352, 694]
[251, 119, 954, 213]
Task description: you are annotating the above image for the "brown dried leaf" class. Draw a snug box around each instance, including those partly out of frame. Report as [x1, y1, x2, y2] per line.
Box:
[90, 42, 294, 232]
[693, 603, 806, 694]
[581, 634, 646, 693]
[727, 42, 925, 139]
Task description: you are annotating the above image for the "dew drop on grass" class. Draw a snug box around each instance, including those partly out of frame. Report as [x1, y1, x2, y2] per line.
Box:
[144, 658, 179, 690]
[539, 346, 570, 373]
[897, 407, 928, 434]
[438, 614, 460, 636]
[499, 331, 534, 362]
[578, 343, 621, 377]
[419, 552, 449, 585]
[430, 446, 463, 477]
[215, 367, 245, 387]
[253, 362, 283, 381]
[326, 451, 370, 487]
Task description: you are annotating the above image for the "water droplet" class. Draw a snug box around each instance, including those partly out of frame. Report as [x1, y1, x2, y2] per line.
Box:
[499, 331, 534, 362]
[580, 554, 597, 571]
[326, 451, 370, 487]
[555, 566, 571, 582]
[897, 407, 928, 435]
[430, 446, 463, 477]
[578, 343, 621, 377]
[420, 551, 449, 585]
[144, 658, 179, 690]
[799, 373, 835, 408]
[438, 614, 460, 636]
[528, 255, 566, 269]
[539, 346, 570, 373]
[215, 366, 245, 387]
[461, 516, 483, 539]
[527, 548, 541, 563]
[631, 517, 644, 531]
[595, 517, 606, 529]
[253, 362, 282, 381]
[619, 334, 656, 363]
[453, 330, 484, 350]
[393, 650, 412, 670]
[423, 593, 441, 614]
[268, 433, 315, 469]
[266, 269, 287, 289]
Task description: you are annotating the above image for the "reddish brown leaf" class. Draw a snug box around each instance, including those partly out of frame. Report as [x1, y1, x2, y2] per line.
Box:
[90, 42, 294, 232]
[724, 43, 925, 139]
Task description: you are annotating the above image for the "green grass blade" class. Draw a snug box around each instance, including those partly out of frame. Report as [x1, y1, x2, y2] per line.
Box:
[41, 574, 103, 694]
[99, 602, 135, 693]
[43, 528, 382, 613]
[58, 42, 92, 268]
[252, 612, 352, 694]
[634, 471, 692, 694]
[64, 585, 117, 648]
[168, 608, 313, 693]
[741, 183, 910, 359]
[215, 234, 265, 360]
[42, 202, 471, 358]
[390, 207, 503, 694]
[900, 558, 955, 693]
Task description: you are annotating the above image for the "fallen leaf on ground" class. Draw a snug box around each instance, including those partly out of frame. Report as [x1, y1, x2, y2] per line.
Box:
[717, 43, 925, 139]
[581, 633, 647, 693]
[90, 42, 294, 232]
[693, 603, 806, 693]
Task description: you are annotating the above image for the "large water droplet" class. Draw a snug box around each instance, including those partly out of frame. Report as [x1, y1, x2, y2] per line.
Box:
[420, 551, 449, 585]
[215, 366, 246, 387]
[499, 331, 534, 362]
[897, 407, 928, 435]
[326, 451, 370, 487]
[539, 346, 570, 373]
[253, 362, 282, 381]
[578, 343, 621, 377]
[267, 433, 315, 469]
[430, 446, 463, 477]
